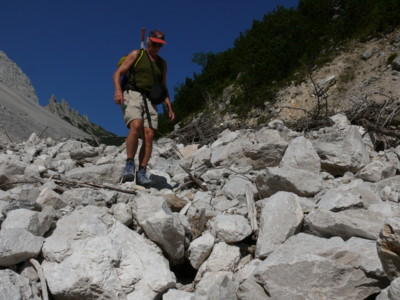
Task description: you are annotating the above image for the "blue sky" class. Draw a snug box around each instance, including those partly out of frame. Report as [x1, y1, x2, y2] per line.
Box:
[1, 0, 298, 137]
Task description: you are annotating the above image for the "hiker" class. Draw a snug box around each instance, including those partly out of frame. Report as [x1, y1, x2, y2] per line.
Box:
[113, 29, 175, 186]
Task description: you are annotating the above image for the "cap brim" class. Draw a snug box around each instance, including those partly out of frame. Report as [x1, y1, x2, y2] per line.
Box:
[150, 37, 167, 44]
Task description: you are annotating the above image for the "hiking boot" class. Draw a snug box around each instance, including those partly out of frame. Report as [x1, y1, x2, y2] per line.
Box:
[121, 160, 135, 183]
[136, 169, 152, 188]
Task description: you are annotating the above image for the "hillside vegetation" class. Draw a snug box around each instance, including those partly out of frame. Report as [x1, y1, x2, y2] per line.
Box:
[158, 0, 400, 135]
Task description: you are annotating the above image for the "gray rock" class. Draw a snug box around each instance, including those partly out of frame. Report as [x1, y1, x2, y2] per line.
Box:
[36, 187, 66, 210]
[317, 189, 363, 211]
[210, 214, 252, 243]
[280, 136, 321, 174]
[305, 209, 385, 240]
[61, 187, 108, 207]
[112, 202, 133, 226]
[0, 269, 40, 300]
[1, 208, 53, 236]
[0, 228, 44, 266]
[163, 289, 206, 300]
[256, 167, 323, 197]
[195, 271, 239, 300]
[377, 217, 400, 280]
[133, 193, 185, 265]
[195, 242, 241, 283]
[312, 126, 370, 175]
[2, 199, 42, 216]
[376, 277, 400, 300]
[357, 160, 397, 182]
[391, 56, 400, 71]
[42, 205, 176, 299]
[256, 192, 303, 258]
[237, 278, 268, 300]
[374, 176, 400, 203]
[0, 153, 27, 177]
[252, 233, 382, 299]
[187, 231, 215, 269]
[362, 50, 373, 60]
[65, 163, 123, 184]
[316, 75, 336, 95]
[221, 175, 257, 203]
[70, 147, 100, 161]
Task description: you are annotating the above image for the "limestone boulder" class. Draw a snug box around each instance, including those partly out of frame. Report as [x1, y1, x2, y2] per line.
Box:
[256, 167, 323, 197]
[312, 126, 370, 175]
[186, 231, 215, 269]
[132, 194, 185, 265]
[304, 209, 385, 240]
[256, 192, 303, 258]
[0, 269, 40, 300]
[41, 205, 176, 299]
[210, 214, 252, 243]
[0, 228, 44, 266]
[250, 233, 382, 299]
[280, 136, 321, 174]
[1, 208, 53, 236]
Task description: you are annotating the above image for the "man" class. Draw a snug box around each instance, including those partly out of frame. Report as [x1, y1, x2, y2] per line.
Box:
[113, 30, 175, 187]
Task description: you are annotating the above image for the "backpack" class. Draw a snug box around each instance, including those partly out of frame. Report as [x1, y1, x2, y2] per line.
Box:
[119, 49, 145, 91]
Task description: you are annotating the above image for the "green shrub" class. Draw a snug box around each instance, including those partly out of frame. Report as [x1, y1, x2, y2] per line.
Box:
[387, 53, 398, 65]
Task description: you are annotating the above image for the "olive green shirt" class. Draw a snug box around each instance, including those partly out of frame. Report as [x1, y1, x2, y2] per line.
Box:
[127, 51, 165, 93]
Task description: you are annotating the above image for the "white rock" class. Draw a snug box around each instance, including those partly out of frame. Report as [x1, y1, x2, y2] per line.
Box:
[0, 269, 40, 300]
[221, 175, 257, 203]
[133, 194, 185, 265]
[317, 189, 363, 211]
[0, 228, 44, 266]
[163, 289, 206, 300]
[357, 160, 396, 182]
[36, 187, 66, 209]
[312, 126, 370, 175]
[256, 167, 323, 197]
[377, 217, 400, 280]
[253, 233, 382, 299]
[376, 277, 400, 300]
[41, 206, 175, 299]
[187, 232, 215, 270]
[195, 242, 240, 282]
[1, 208, 53, 236]
[256, 192, 303, 258]
[305, 209, 385, 240]
[195, 271, 239, 300]
[112, 202, 132, 226]
[280, 136, 321, 174]
[210, 214, 252, 243]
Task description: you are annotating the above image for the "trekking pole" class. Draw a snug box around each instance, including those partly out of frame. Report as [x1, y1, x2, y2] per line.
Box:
[140, 27, 145, 50]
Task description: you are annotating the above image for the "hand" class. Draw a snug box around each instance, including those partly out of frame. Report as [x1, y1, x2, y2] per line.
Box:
[114, 91, 125, 105]
[169, 109, 175, 121]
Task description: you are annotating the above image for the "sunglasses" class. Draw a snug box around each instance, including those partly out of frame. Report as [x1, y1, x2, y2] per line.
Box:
[151, 42, 163, 47]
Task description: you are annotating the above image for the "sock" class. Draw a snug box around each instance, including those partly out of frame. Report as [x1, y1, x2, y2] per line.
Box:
[138, 165, 146, 172]
[127, 158, 134, 163]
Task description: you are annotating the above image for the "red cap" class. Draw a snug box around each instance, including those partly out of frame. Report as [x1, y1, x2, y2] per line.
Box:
[149, 30, 167, 44]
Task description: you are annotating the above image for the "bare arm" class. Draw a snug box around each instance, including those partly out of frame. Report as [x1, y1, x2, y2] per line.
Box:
[112, 50, 139, 105]
[162, 62, 175, 121]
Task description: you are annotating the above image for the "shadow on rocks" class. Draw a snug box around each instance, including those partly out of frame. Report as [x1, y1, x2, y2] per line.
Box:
[149, 174, 179, 190]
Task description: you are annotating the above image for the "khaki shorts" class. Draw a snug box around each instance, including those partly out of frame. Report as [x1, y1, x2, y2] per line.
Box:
[122, 90, 158, 129]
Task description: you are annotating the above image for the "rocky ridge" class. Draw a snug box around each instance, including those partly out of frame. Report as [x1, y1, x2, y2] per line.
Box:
[44, 95, 116, 139]
[1, 114, 400, 299]
[0, 51, 39, 104]
[0, 50, 92, 143]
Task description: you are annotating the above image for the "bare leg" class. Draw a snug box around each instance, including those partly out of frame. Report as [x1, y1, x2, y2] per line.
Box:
[138, 127, 155, 167]
[126, 119, 143, 159]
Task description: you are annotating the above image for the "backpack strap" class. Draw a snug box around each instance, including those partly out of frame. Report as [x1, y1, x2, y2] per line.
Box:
[123, 49, 145, 92]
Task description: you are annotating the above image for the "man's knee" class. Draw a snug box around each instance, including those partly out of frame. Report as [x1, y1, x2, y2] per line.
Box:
[129, 120, 143, 133]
